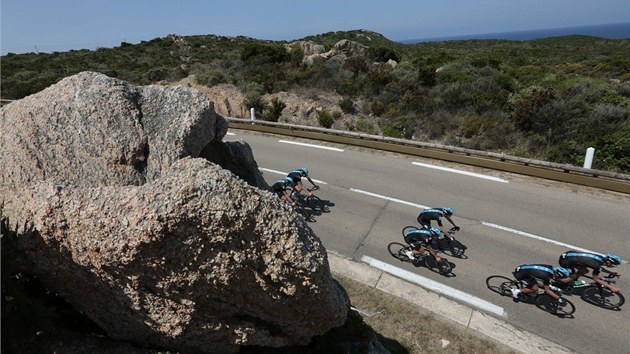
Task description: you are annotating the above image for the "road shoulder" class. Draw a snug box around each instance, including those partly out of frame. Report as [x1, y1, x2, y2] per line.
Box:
[327, 251, 575, 354]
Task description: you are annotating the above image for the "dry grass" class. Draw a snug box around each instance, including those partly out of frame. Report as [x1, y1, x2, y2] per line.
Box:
[335, 274, 520, 354]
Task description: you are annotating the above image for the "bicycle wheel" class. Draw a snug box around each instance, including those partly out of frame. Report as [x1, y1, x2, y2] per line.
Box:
[436, 258, 452, 275]
[402, 226, 419, 237]
[582, 287, 625, 309]
[536, 294, 576, 316]
[388, 242, 410, 262]
[448, 239, 467, 257]
[486, 275, 518, 296]
[422, 256, 451, 275]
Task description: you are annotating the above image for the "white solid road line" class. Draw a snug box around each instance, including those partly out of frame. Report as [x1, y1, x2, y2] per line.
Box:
[278, 140, 345, 152]
[361, 255, 507, 318]
[226, 132, 236, 136]
[350, 188, 429, 209]
[258, 167, 328, 185]
[482, 222, 603, 255]
[412, 162, 509, 183]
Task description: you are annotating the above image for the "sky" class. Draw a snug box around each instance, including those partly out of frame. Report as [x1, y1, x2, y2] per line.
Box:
[1, 0, 629, 55]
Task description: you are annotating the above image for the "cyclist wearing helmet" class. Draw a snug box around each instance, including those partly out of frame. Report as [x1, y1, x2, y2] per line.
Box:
[417, 207, 459, 241]
[287, 168, 318, 197]
[558, 251, 622, 293]
[271, 177, 296, 206]
[511, 264, 572, 302]
[403, 226, 441, 263]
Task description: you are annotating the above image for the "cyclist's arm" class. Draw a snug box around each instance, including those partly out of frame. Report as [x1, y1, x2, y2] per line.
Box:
[601, 267, 620, 277]
[543, 284, 561, 300]
[425, 244, 441, 261]
[306, 176, 317, 186]
[445, 215, 458, 228]
[593, 273, 621, 293]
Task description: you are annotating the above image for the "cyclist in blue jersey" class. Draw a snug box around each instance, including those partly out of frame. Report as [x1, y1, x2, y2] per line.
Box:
[558, 251, 622, 293]
[287, 168, 318, 197]
[403, 226, 441, 262]
[417, 207, 460, 241]
[511, 264, 573, 302]
[271, 177, 296, 206]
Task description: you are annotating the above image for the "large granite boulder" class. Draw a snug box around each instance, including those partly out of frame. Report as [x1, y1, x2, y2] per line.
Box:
[0, 72, 346, 353]
[0, 71, 232, 187]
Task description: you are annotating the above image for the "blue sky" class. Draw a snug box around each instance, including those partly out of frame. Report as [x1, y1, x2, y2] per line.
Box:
[2, 0, 629, 54]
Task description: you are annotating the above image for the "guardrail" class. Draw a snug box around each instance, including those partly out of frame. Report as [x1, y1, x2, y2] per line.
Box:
[227, 117, 630, 194]
[0, 99, 15, 107]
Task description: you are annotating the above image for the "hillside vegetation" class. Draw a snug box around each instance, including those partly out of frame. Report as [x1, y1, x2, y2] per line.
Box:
[2, 30, 629, 173]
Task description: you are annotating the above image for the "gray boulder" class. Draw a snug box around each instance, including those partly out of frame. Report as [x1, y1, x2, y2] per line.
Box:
[0, 72, 346, 353]
[0, 71, 232, 187]
[2, 158, 346, 353]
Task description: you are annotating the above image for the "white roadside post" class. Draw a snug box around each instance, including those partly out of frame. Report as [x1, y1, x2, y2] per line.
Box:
[583, 147, 595, 169]
[250, 107, 256, 123]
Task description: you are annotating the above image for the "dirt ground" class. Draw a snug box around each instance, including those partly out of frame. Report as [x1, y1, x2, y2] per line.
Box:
[334, 274, 519, 354]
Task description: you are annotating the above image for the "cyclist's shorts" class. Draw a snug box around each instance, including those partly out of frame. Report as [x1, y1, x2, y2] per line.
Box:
[287, 172, 303, 183]
[273, 190, 284, 198]
[513, 268, 552, 286]
[404, 234, 429, 247]
[559, 254, 602, 272]
[418, 218, 431, 227]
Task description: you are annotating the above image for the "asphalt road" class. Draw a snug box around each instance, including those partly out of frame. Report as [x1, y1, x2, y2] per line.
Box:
[226, 129, 630, 354]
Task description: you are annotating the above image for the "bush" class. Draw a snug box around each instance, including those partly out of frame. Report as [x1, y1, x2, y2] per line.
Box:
[261, 97, 286, 122]
[339, 97, 356, 114]
[318, 111, 334, 128]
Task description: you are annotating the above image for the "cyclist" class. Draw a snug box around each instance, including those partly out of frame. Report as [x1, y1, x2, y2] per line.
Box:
[403, 226, 441, 263]
[271, 177, 296, 206]
[510, 264, 572, 303]
[417, 207, 460, 243]
[558, 251, 622, 293]
[287, 168, 319, 197]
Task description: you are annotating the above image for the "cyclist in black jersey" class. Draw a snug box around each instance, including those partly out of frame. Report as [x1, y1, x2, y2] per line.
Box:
[511, 264, 572, 302]
[271, 177, 296, 206]
[558, 251, 622, 293]
[287, 168, 318, 197]
[417, 207, 459, 242]
[403, 226, 441, 262]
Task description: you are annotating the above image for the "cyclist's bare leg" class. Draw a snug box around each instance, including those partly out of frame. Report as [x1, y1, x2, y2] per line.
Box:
[521, 282, 538, 296]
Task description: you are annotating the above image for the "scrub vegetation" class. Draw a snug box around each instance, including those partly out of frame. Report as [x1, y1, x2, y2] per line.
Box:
[2, 30, 629, 173]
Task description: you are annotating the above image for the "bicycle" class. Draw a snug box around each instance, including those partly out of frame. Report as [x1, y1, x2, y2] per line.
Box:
[486, 275, 576, 316]
[554, 274, 624, 310]
[401, 226, 467, 258]
[387, 242, 452, 276]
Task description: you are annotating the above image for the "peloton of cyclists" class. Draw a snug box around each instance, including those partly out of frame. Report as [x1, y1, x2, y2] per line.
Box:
[403, 226, 442, 263]
[287, 168, 319, 198]
[510, 264, 573, 303]
[558, 251, 622, 293]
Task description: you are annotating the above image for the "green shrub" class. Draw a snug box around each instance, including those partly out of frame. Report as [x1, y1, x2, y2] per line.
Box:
[318, 111, 334, 128]
[261, 97, 286, 122]
[339, 97, 356, 114]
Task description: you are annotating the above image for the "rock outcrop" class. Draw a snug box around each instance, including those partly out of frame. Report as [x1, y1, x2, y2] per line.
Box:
[292, 39, 368, 66]
[0, 71, 347, 353]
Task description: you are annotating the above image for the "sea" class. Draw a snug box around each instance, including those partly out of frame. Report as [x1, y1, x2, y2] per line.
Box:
[399, 22, 630, 43]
